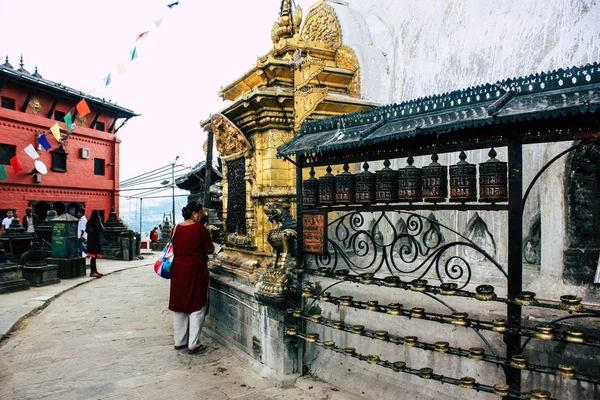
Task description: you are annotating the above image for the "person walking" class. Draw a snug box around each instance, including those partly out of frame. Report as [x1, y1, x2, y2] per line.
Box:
[169, 201, 214, 354]
[77, 208, 87, 256]
[85, 210, 104, 278]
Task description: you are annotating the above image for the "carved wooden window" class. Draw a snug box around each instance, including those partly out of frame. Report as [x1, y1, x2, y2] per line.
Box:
[225, 158, 246, 234]
[1, 96, 15, 110]
[51, 146, 68, 172]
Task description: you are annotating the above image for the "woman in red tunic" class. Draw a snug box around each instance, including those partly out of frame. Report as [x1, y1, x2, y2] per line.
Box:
[169, 201, 214, 354]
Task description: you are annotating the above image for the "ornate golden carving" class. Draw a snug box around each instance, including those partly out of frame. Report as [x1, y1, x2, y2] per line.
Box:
[294, 86, 328, 131]
[76, 114, 88, 126]
[28, 97, 43, 115]
[335, 45, 358, 70]
[300, 3, 342, 49]
[271, 1, 303, 44]
[349, 68, 361, 97]
[294, 56, 326, 90]
[211, 114, 251, 157]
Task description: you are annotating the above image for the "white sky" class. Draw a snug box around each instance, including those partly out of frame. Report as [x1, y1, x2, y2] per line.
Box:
[0, 0, 314, 181]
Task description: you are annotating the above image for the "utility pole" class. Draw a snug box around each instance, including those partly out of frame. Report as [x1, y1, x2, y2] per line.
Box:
[204, 130, 214, 209]
[172, 155, 179, 225]
[139, 198, 143, 234]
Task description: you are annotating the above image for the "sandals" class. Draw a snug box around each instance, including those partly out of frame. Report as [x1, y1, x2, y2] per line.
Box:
[188, 345, 207, 354]
[90, 272, 102, 278]
[174, 345, 187, 350]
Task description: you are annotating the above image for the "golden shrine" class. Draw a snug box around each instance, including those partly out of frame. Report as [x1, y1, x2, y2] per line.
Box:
[202, 0, 373, 283]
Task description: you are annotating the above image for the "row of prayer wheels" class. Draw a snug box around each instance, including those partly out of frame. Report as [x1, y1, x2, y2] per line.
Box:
[302, 149, 508, 207]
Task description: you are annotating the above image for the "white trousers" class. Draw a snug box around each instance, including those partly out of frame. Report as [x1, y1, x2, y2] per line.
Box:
[173, 307, 206, 348]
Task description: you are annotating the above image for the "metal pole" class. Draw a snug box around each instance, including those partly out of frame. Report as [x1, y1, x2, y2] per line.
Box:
[505, 136, 523, 398]
[295, 154, 304, 376]
[139, 198, 143, 234]
[172, 155, 179, 225]
[204, 130, 214, 208]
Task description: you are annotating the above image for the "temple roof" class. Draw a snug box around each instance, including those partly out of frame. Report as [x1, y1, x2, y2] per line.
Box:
[0, 59, 137, 118]
[278, 63, 600, 158]
[175, 160, 223, 191]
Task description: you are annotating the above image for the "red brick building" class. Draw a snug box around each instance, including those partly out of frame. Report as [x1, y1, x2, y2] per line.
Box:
[0, 57, 137, 222]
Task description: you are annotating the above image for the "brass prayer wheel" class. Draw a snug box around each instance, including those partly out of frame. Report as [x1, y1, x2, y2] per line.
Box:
[557, 364, 575, 379]
[492, 319, 508, 332]
[434, 341, 449, 353]
[450, 151, 477, 203]
[351, 325, 364, 334]
[335, 163, 355, 204]
[318, 266, 331, 274]
[479, 148, 508, 203]
[398, 155, 423, 203]
[392, 361, 406, 372]
[559, 295, 584, 312]
[566, 330, 585, 343]
[340, 296, 354, 306]
[403, 336, 418, 346]
[318, 166, 336, 205]
[306, 333, 319, 342]
[409, 279, 428, 292]
[510, 354, 528, 369]
[323, 340, 335, 349]
[493, 384, 510, 397]
[334, 269, 350, 280]
[529, 389, 552, 399]
[359, 273, 374, 284]
[411, 307, 424, 318]
[451, 312, 469, 326]
[355, 162, 376, 204]
[387, 303, 402, 315]
[320, 292, 332, 302]
[459, 376, 476, 389]
[366, 300, 379, 311]
[419, 368, 433, 379]
[375, 159, 399, 202]
[331, 321, 343, 329]
[367, 354, 380, 364]
[286, 325, 297, 336]
[302, 167, 319, 208]
[302, 287, 313, 297]
[475, 285, 497, 301]
[375, 330, 388, 340]
[422, 153, 448, 202]
[292, 308, 302, 318]
[515, 291, 538, 306]
[439, 282, 458, 295]
[344, 347, 356, 356]
[383, 276, 400, 287]
[468, 347, 485, 360]
[534, 324, 555, 340]
[311, 315, 323, 323]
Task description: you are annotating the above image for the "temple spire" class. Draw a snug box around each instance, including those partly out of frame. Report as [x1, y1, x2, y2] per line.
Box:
[271, 0, 302, 44]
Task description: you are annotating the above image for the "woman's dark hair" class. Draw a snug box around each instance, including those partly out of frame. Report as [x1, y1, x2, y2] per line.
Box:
[90, 210, 100, 221]
[182, 201, 203, 220]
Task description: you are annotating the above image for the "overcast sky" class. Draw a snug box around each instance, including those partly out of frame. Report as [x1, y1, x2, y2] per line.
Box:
[0, 0, 314, 181]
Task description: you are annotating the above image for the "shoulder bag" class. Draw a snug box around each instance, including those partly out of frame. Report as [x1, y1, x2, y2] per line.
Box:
[154, 225, 177, 279]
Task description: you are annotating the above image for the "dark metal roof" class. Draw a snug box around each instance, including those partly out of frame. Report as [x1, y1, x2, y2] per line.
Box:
[0, 64, 138, 118]
[278, 63, 600, 158]
[175, 160, 223, 190]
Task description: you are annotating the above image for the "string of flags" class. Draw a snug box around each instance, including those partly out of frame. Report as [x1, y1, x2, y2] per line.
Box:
[0, 1, 181, 182]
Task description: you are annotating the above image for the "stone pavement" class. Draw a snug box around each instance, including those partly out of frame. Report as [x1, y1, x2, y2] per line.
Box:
[0, 255, 363, 400]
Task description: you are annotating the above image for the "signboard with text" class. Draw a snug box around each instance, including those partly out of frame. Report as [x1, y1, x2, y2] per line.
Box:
[302, 210, 328, 254]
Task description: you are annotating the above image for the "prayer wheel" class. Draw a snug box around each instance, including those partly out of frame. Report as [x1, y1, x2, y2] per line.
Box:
[375, 159, 399, 202]
[318, 166, 336, 205]
[422, 154, 448, 202]
[398, 156, 423, 203]
[355, 162, 376, 203]
[335, 163, 355, 204]
[302, 167, 319, 208]
[450, 151, 477, 202]
[479, 148, 508, 203]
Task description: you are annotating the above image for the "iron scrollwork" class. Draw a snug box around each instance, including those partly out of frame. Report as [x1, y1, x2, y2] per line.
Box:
[309, 210, 506, 289]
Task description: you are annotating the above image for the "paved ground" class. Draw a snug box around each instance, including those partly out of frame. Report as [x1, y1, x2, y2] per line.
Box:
[0, 256, 361, 400]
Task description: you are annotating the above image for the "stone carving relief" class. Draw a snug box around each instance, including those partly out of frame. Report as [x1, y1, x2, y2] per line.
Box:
[523, 215, 541, 265]
[294, 86, 329, 131]
[211, 114, 252, 157]
[464, 213, 496, 262]
[299, 3, 342, 49]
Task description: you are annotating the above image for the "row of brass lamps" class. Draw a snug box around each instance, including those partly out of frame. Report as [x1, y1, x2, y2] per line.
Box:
[302, 149, 508, 207]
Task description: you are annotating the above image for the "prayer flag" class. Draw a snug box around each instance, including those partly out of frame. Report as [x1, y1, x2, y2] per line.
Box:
[0, 165, 7, 181]
[10, 156, 22, 173]
[24, 144, 40, 160]
[167, 2, 179, 8]
[37, 134, 51, 151]
[136, 31, 149, 41]
[50, 123, 61, 141]
[104, 73, 112, 86]
[64, 112, 73, 129]
[117, 61, 128, 75]
[76, 99, 91, 117]
[154, 17, 163, 28]
[130, 47, 138, 61]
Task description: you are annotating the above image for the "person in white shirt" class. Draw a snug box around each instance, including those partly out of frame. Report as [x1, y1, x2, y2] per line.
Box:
[77, 208, 88, 256]
[1, 210, 14, 234]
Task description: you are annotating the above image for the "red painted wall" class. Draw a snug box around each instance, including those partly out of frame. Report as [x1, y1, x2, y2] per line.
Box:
[0, 79, 126, 221]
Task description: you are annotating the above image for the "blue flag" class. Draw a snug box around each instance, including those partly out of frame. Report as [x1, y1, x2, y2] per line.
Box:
[37, 134, 52, 151]
[104, 73, 112, 86]
[167, 1, 179, 8]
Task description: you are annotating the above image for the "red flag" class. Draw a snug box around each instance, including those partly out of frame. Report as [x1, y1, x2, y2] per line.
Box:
[136, 31, 149, 41]
[76, 99, 91, 117]
[10, 156, 22, 173]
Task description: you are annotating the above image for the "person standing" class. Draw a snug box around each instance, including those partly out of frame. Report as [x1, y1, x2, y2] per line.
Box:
[77, 208, 88, 256]
[158, 224, 163, 241]
[1, 210, 14, 234]
[169, 201, 214, 354]
[22, 209, 39, 235]
[85, 210, 104, 278]
[150, 227, 159, 243]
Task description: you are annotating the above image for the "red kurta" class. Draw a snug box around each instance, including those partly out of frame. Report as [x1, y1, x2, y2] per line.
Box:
[168, 223, 214, 313]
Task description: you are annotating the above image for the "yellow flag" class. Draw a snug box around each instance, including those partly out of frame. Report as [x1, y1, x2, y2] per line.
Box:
[50, 123, 61, 142]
